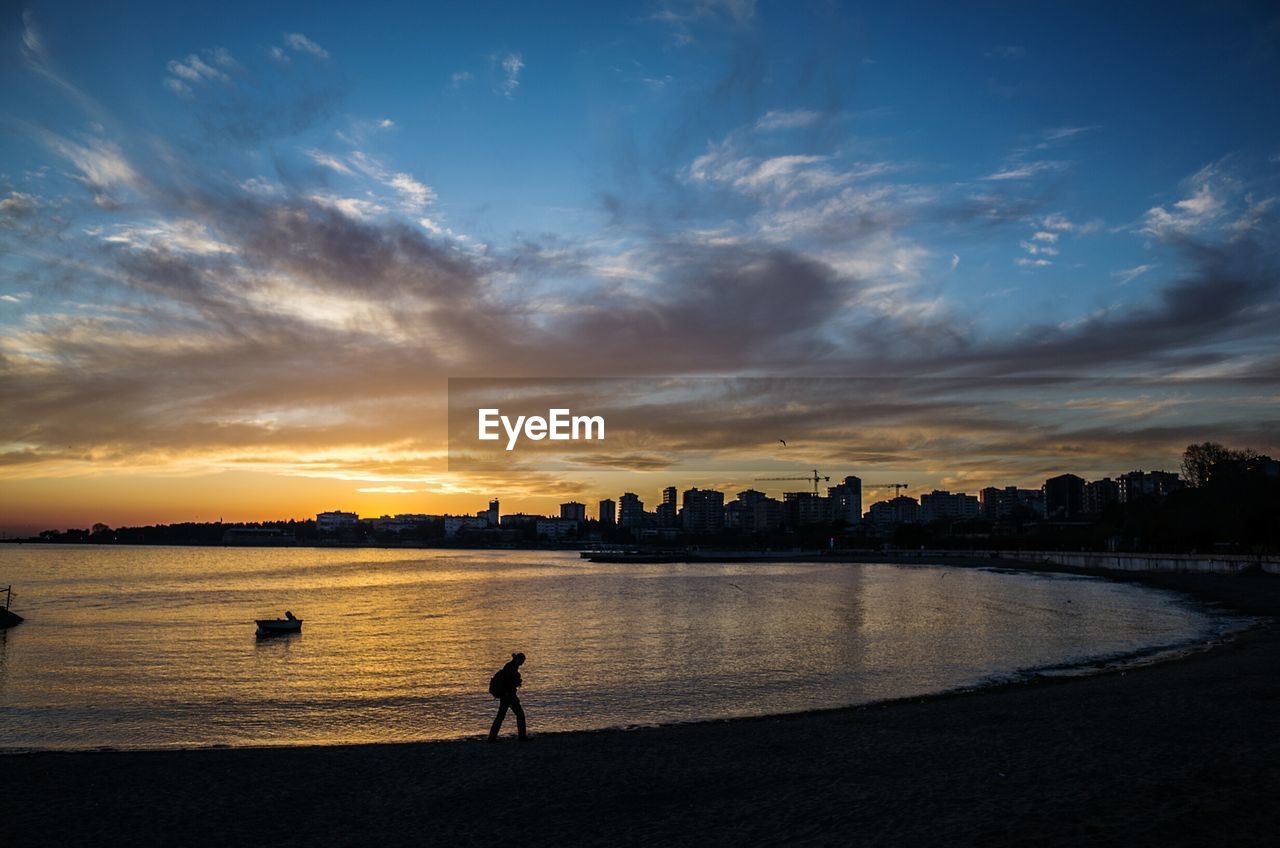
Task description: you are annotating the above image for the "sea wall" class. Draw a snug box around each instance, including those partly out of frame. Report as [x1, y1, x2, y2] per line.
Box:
[993, 550, 1280, 576]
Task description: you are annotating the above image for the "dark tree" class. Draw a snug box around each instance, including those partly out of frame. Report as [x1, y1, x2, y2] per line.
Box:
[1181, 442, 1256, 488]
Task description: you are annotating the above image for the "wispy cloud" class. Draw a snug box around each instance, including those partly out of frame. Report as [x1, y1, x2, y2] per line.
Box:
[1112, 264, 1154, 284]
[499, 52, 523, 96]
[40, 132, 141, 206]
[284, 32, 329, 59]
[1142, 165, 1226, 238]
[755, 109, 823, 131]
[983, 160, 1066, 181]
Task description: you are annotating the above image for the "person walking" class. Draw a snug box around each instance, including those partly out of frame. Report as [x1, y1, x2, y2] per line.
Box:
[487, 652, 528, 742]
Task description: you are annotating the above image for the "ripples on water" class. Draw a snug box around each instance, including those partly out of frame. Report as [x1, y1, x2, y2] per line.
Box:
[0, 546, 1227, 751]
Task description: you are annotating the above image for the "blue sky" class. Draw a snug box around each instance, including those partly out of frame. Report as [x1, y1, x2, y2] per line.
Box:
[1, 1, 1278, 528]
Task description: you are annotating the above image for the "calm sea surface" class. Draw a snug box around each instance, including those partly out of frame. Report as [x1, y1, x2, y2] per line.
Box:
[0, 546, 1231, 751]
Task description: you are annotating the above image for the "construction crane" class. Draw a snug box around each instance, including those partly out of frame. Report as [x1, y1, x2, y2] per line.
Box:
[868, 482, 910, 498]
[755, 469, 830, 495]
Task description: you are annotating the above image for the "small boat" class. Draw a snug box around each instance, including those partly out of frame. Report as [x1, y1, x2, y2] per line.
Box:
[1, 585, 22, 629]
[255, 610, 302, 636]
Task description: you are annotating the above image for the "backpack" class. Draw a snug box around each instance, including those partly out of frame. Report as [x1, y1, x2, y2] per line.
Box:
[488, 670, 504, 699]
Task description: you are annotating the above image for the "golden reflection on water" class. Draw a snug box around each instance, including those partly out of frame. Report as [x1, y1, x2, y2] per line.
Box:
[0, 547, 1215, 750]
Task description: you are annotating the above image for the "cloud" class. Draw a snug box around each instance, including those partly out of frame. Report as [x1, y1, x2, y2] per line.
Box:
[653, 0, 757, 29]
[1041, 213, 1102, 234]
[284, 32, 329, 59]
[450, 70, 473, 88]
[983, 160, 1066, 181]
[0, 192, 40, 222]
[5, 21, 1279, 505]
[388, 173, 436, 211]
[1112, 264, 1154, 284]
[1019, 240, 1058, 256]
[499, 52, 523, 96]
[755, 109, 823, 131]
[41, 132, 141, 206]
[167, 53, 229, 84]
[1142, 169, 1226, 238]
[305, 149, 354, 174]
[101, 220, 236, 256]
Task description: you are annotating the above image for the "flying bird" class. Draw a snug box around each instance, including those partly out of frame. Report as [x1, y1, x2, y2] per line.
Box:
[778, 439, 787, 447]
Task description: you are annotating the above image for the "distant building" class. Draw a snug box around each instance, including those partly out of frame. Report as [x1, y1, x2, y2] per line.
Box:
[1117, 470, 1183, 503]
[536, 518, 578, 539]
[1043, 474, 1086, 519]
[618, 492, 645, 528]
[827, 475, 862, 526]
[444, 515, 490, 537]
[784, 491, 831, 526]
[372, 514, 435, 536]
[559, 501, 586, 522]
[316, 510, 359, 533]
[656, 486, 679, 528]
[681, 488, 725, 533]
[1082, 478, 1120, 514]
[866, 496, 919, 529]
[919, 490, 980, 523]
[598, 498, 616, 526]
[481, 499, 500, 527]
[980, 487, 1045, 519]
[725, 489, 782, 531]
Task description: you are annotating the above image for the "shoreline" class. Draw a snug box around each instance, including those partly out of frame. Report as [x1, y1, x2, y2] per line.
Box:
[0, 556, 1254, 758]
[3, 560, 1278, 845]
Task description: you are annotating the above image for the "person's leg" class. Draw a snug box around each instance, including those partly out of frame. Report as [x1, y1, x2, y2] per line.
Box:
[511, 697, 527, 739]
[488, 700, 509, 741]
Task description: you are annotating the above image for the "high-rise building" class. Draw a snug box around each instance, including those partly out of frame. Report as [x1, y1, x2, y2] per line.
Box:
[618, 492, 645, 528]
[1117, 470, 1183, 502]
[482, 499, 500, 527]
[919, 490, 980, 523]
[827, 475, 862, 526]
[598, 498, 616, 526]
[1043, 474, 1086, 519]
[783, 491, 830, 526]
[724, 489, 782, 531]
[655, 486, 679, 527]
[980, 486, 1045, 519]
[1082, 478, 1120, 514]
[681, 487, 725, 533]
[866, 496, 919, 529]
[559, 501, 586, 522]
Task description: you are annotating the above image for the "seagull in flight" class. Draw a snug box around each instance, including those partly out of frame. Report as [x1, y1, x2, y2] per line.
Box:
[778, 439, 787, 447]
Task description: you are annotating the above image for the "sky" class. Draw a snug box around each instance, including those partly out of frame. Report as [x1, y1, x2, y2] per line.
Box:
[1, 0, 1279, 533]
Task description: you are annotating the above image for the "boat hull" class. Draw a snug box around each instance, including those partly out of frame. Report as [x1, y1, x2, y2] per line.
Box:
[255, 619, 302, 636]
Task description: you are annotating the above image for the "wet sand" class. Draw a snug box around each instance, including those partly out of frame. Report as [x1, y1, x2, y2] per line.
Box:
[3, 563, 1278, 847]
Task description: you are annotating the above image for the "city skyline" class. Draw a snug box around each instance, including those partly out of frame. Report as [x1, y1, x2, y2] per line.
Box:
[19, 457, 1216, 536]
[3, 2, 1279, 534]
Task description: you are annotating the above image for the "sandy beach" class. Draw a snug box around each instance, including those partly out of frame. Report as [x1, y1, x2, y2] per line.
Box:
[3, 562, 1278, 847]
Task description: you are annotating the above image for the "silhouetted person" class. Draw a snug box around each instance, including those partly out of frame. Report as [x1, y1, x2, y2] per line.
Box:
[487, 652, 527, 742]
